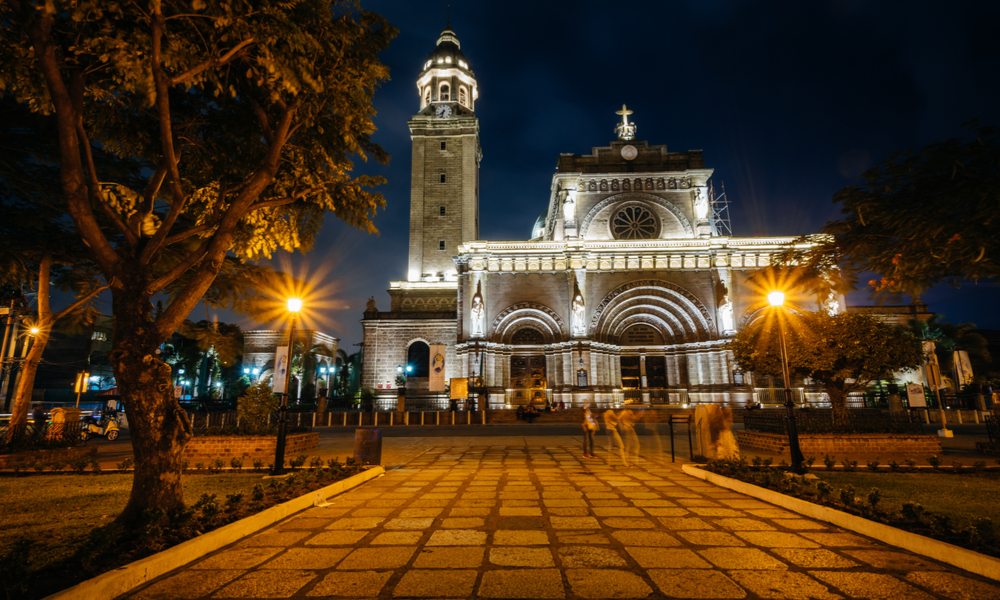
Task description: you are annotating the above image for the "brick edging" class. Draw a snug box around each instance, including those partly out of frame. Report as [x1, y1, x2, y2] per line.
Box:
[42, 465, 385, 600]
[681, 464, 1000, 582]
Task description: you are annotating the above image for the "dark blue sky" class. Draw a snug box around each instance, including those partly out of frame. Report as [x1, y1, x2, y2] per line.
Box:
[247, 0, 1000, 347]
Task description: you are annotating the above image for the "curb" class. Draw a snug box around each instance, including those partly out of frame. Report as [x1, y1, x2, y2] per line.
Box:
[682, 464, 1000, 582]
[43, 465, 385, 600]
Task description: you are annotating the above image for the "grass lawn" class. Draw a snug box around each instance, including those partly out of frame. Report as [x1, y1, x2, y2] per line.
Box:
[815, 471, 1000, 530]
[0, 473, 271, 577]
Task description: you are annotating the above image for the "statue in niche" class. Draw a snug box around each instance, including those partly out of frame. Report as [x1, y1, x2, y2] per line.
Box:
[571, 277, 586, 337]
[693, 186, 709, 222]
[560, 188, 575, 223]
[719, 297, 735, 333]
[470, 281, 485, 337]
[668, 178, 677, 189]
[825, 296, 840, 315]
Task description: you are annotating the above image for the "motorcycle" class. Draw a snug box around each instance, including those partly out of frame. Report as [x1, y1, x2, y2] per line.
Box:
[81, 413, 121, 441]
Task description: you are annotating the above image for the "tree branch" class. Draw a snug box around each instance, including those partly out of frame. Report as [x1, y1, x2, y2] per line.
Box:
[168, 38, 255, 86]
[53, 283, 111, 322]
[145, 238, 212, 295]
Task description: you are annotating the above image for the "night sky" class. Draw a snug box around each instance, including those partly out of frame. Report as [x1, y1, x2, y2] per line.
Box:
[239, 0, 1000, 348]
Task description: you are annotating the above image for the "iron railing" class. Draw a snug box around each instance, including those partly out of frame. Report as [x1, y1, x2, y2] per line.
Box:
[986, 416, 999, 444]
[743, 409, 924, 435]
[754, 388, 805, 405]
[0, 421, 86, 454]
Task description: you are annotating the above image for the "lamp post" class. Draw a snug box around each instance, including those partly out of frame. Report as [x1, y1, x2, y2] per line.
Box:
[768, 291, 805, 474]
[272, 297, 302, 476]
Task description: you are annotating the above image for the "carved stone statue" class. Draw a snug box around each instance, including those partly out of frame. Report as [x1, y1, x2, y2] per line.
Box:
[825, 296, 840, 315]
[470, 281, 485, 337]
[719, 298, 735, 333]
[693, 186, 709, 222]
[365, 296, 377, 311]
[571, 278, 586, 337]
[560, 189, 575, 223]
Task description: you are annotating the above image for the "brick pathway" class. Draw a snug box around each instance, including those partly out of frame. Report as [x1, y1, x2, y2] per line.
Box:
[127, 444, 1000, 600]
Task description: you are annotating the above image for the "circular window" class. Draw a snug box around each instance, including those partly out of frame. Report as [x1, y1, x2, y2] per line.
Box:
[612, 205, 658, 240]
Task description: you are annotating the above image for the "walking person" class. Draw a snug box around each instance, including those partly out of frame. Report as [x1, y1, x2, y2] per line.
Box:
[603, 407, 629, 467]
[619, 408, 640, 464]
[582, 403, 598, 458]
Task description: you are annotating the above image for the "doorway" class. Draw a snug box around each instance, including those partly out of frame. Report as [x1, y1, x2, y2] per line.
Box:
[510, 355, 546, 405]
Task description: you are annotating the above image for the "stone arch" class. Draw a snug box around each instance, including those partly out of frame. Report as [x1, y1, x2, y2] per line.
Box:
[590, 280, 716, 344]
[579, 192, 694, 238]
[489, 302, 566, 344]
[738, 302, 809, 330]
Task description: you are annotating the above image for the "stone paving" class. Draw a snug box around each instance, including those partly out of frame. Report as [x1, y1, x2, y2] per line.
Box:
[127, 444, 1000, 600]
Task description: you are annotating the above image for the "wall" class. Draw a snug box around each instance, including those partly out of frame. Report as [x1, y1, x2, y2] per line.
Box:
[735, 431, 943, 457]
[182, 433, 318, 462]
[361, 318, 458, 389]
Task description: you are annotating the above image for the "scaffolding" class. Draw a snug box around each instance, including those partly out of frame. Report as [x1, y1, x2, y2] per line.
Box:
[709, 181, 732, 237]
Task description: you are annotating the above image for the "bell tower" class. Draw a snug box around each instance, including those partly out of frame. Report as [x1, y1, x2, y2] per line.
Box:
[407, 23, 481, 282]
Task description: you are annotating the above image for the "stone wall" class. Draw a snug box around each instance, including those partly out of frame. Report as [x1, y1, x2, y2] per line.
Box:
[361, 317, 458, 389]
[0, 446, 97, 469]
[182, 433, 318, 462]
[735, 431, 942, 457]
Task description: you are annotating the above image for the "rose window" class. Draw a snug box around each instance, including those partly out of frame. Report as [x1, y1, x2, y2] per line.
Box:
[612, 206, 657, 239]
[511, 328, 544, 345]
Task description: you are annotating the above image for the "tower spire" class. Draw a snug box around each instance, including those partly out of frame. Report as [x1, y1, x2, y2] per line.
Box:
[446, 5, 451, 30]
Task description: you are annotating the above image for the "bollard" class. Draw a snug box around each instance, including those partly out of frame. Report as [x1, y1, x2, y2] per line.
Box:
[343, 413, 347, 427]
[312, 413, 316, 427]
[452, 411, 455, 425]
[956, 410, 963, 424]
[421, 412, 425, 426]
[436, 411, 440, 425]
[390, 412, 394, 426]
[405, 412, 410, 426]
[354, 428, 382, 465]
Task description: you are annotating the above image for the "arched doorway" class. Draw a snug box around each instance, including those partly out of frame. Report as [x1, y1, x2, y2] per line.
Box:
[407, 342, 430, 377]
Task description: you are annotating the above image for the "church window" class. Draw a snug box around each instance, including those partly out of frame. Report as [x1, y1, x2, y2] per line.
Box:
[440, 141, 447, 150]
[440, 84, 450, 101]
[440, 206, 446, 216]
[440, 174, 447, 183]
[612, 206, 658, 240]
[424, 87, 431, 107]
[459, 86, 467, 106]
[445, 56, 452, 63]
[511, 328, 544, 345]
[438, 240, 446, 251]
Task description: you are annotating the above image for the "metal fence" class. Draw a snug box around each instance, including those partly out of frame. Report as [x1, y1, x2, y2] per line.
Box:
[0, 421, 86, 454]
[754, 388, 805, 405]
[986, 416, 999, 444]
[743, 409, 924, 435]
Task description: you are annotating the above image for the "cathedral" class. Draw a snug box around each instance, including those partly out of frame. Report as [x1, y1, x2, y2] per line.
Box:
[361, 25, 836, 408]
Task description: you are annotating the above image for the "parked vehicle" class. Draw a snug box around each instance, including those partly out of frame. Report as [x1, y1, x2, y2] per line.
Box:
[81, 413, 120, 441]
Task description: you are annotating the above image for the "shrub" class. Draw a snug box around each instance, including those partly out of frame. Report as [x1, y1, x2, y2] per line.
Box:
[841, 459, 858, 472]
[90, 459, 102, 474]
[251, 484, 265, 502]
[309, 456, 323, 470]
[252, 458, 263, 472]
[290, 455, 307, 470]
[888, 460, 900, 472]
[116, 457, 133, 472]
[823, 454, 836, 471]
[816, 481, 833, 498]
[752, 456, 763, 468]
[33, 462, 46, 473]
[230, 457, 243, 471]
[867, 458, 880, 472]
[867, 488, 882, 509]
[181, 459, 189, 471]
[905, 458, 917, 471]
[195, 493, 220, 519]
[973, 461, 987, 473]
[951, 461, 963, 473]
[839, 485, 856, 506]
[901, 502, 925, 521]
[804, 456, 816, 469]
[237, 381, 281, 434]
[225, 492, 244, 511]
[212, 457, 226, 473]
[72, 458, 90, 474]
[927, 455, 941, 470]
[50, 461, 66, 472]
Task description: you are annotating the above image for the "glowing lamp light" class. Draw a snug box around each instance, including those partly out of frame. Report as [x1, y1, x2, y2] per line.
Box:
[178, 369, 185, 374]
[767, 290, 786, 307]
[243, 368, 250, 374]
[29, 327, 40, 335]
[252, 368, 260, 375]
[397, 365, 403, 374]
[215, 382, 222, 387]
[406, 365, 413, 373]
[287, 298, 303, 313]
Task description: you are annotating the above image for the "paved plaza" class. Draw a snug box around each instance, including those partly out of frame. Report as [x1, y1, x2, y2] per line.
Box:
[122, 438, 1000, 600]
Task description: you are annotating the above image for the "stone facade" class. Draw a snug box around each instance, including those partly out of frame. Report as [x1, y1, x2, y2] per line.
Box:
[242, 329, 338, 387]
[361, 25, 840, 409]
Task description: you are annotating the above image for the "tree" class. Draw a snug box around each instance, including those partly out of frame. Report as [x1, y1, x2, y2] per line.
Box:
[1, 0, 394, 522]
[906, 314, 991, 388]
[729, 310, 924, 415]
[821, 122, 1000, 298]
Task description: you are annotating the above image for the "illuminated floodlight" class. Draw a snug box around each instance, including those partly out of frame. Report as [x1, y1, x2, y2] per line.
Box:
[767, 290, 786, 307]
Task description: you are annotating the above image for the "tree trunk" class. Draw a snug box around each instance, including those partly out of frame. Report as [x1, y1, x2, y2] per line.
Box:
[110, 284, 191, 524]
[826, 381, 849, 424]
[9, 327, 50, 427]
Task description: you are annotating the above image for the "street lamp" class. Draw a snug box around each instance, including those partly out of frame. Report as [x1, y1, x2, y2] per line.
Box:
[768, 290, 805, 474]
[272, 297, 302, 476]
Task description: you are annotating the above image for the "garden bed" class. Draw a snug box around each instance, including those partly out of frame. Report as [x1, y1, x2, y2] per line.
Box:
[0, 457, 364, 600]
[702, 456, 1000, 559]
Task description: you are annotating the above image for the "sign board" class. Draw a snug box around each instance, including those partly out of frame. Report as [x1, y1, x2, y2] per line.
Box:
[733, 371, 745, 386]
[272, 346, 290, 393]
[576, 370, 588, 387]
[906, 383, 927, 408]
[429, 344, 446, 392]
[620, 324, 664, 346]
[73, 371, 90, 393]
[922, 341, 946, 390]
[449, 378, 468, 400]
[954, 350, 973, 388]
[174, 385, 183, 399]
